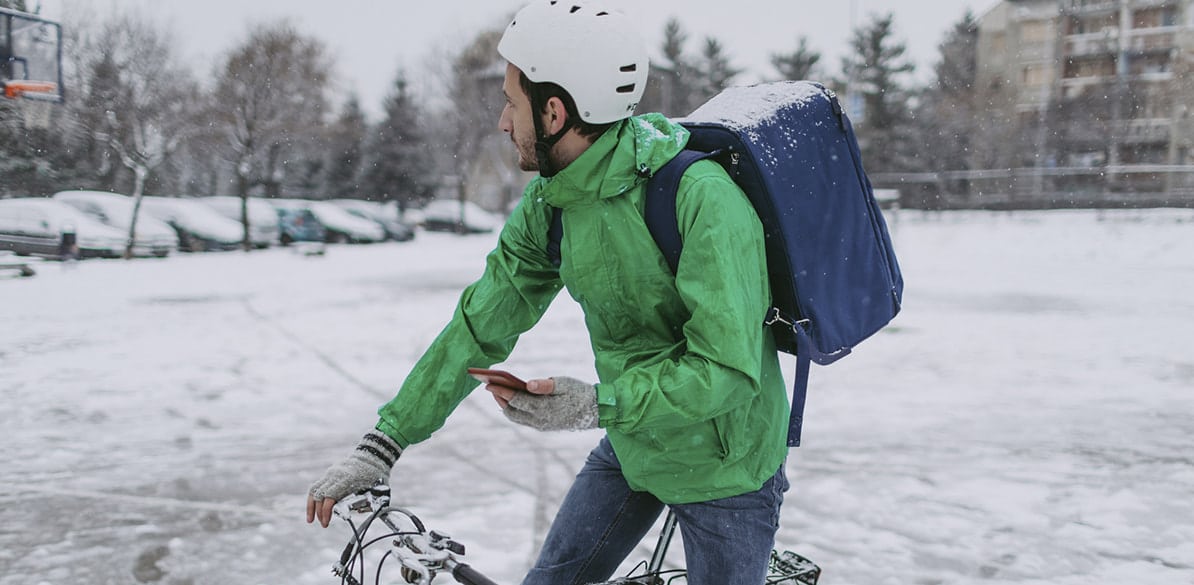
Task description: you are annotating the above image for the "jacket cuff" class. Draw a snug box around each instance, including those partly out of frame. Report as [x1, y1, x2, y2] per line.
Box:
[375, 419, 412, 450]
[595, 382, 617, 427]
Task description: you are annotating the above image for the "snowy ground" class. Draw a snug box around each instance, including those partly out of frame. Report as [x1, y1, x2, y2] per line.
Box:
[1, 208, 1192, 585]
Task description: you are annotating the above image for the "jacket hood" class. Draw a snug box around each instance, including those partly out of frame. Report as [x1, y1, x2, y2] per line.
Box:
[528, 113, 690, 209]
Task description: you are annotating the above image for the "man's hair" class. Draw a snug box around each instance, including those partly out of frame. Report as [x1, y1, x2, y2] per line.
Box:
[519, 71, 614, 140]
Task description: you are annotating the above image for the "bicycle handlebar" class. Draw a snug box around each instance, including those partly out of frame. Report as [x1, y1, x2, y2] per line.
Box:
[331, 485, 502, 585]
[449, 561, 500, 585]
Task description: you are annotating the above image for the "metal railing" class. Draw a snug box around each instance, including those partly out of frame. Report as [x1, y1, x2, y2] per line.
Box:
[871, 165, 1194, 210]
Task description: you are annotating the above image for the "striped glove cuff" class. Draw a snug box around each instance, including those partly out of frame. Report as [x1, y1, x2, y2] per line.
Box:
[355, 430, 403, 469]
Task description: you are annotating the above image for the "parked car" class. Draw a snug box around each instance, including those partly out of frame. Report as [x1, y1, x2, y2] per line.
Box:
[270, 199, 385, 244]
[419, 199, 502, 234]
[51, 190, 178, 257]
[0, 198, 126, 258]
[330, 199, 415, 242]
[139, 196, 243, 252]
[196, 195, 281, 248]
[272, 205, 327, 246]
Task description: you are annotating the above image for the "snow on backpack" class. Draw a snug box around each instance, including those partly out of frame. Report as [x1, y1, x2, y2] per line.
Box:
[549, 80, 904, 447]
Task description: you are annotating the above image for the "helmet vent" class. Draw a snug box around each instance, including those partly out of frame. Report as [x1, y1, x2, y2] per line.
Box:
[570, 5, 582, 13]
[596, 11, 609, 16]
[616, 83, 636, 94]
[620, 64, 637, 73]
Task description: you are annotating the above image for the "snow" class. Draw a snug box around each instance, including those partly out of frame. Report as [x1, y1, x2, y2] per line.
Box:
[682, 81, 826, 131]
[1, 208, 1193, 584]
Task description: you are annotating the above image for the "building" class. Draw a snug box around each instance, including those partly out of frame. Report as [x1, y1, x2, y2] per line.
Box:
[975, 0, 1194, 204]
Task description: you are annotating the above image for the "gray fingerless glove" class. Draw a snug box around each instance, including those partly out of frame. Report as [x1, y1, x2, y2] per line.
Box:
[504, 376, 599, 432]
[308, 430, 402, 501]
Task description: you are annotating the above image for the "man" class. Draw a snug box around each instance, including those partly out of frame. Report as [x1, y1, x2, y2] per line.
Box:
[306, 2, 791, 583]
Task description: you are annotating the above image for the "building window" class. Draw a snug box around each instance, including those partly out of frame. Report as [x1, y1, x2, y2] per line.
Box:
[1023, 64, 1052, 86]
[1064, 56, 1116, 79]
[990, 31, 1007, 54]
[1071, 13, 1117, 35]
[1021, 20, 1051, 43]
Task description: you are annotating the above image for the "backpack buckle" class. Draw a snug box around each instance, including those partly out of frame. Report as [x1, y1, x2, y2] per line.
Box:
[765, 307, 808, 330]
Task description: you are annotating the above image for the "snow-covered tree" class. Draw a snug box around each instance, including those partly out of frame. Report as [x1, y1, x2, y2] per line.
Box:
[72, 12, 199, 258]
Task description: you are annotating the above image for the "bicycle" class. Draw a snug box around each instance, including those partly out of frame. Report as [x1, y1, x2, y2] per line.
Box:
[331, 485, 821, 585]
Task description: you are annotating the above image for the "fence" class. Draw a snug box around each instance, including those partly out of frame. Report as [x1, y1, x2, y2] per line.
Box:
[871, 165, 1194, 210]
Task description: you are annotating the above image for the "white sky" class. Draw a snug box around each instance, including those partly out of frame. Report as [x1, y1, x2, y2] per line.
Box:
[43, 0, 1000, 119]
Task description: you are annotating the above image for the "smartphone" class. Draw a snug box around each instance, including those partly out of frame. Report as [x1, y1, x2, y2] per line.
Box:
[467, 367, 527, 391]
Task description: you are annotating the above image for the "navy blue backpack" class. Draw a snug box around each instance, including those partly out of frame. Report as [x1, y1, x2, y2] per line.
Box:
[551, 81, 904, 447]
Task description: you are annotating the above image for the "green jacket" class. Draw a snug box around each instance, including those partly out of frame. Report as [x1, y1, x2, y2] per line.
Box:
[377, 113, 788, 504]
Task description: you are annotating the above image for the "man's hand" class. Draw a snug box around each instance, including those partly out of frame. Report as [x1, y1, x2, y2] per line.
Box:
[306, 430, 402, 527]
[486, 376, 599, 431]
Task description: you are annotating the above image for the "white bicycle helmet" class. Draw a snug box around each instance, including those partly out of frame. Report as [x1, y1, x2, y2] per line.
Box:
[497, 0, 649, 124]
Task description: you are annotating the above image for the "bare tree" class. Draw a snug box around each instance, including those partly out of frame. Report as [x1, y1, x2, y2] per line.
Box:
[439, 28, 504, 226]
[211, 21, 331, 249]
[73, 12, 199, 258]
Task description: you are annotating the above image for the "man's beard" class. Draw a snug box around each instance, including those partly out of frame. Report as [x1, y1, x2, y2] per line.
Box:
[514, 136, 540, 172]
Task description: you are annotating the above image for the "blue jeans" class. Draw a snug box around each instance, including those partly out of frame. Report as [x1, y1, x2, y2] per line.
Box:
[521, 436, 789, 585]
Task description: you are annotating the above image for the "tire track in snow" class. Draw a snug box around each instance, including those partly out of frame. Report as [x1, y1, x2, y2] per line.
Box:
[0, 482, 279, 518]
[240, 298, 578, 513]
[240, 299, 387, 399]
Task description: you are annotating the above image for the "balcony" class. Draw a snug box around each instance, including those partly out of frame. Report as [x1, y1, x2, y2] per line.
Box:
[1120, 119, 1171, 144]
[1065, 32, 1118, 56]
[1124, 28, 1177, 54]
[1063, 0, 1119, 16]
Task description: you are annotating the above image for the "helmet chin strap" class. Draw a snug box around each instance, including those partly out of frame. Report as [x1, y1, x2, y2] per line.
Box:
[529, 91, 575, 178]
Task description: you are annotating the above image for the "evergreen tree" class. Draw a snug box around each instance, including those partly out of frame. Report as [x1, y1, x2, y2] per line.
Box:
[77, 52, 125, 190]
[0, 97, 68, 196]
[916, 10, 980, 175]
[0, 0, 75, 196]
[325, 96, 368, 199]
[841, 13, 916, 173]
[654, 18, 701, 116]
[361, 75, 435, 214]
[696, 37, 742, 104]
[934, 12, 978, 97]
[771, 36, 822, 81]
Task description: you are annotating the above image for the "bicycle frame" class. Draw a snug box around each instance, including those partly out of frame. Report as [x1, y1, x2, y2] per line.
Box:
[590, 509, 822, 585]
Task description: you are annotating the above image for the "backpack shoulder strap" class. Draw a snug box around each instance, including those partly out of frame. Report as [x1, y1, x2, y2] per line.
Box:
[644, 149, 720, 274]
[650, 148, 810, 449]
[546, 148, 717, 270]
[548, 206, 564, 267]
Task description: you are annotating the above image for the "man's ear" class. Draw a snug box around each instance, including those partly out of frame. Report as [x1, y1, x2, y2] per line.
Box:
[543, 96, 569, 135]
